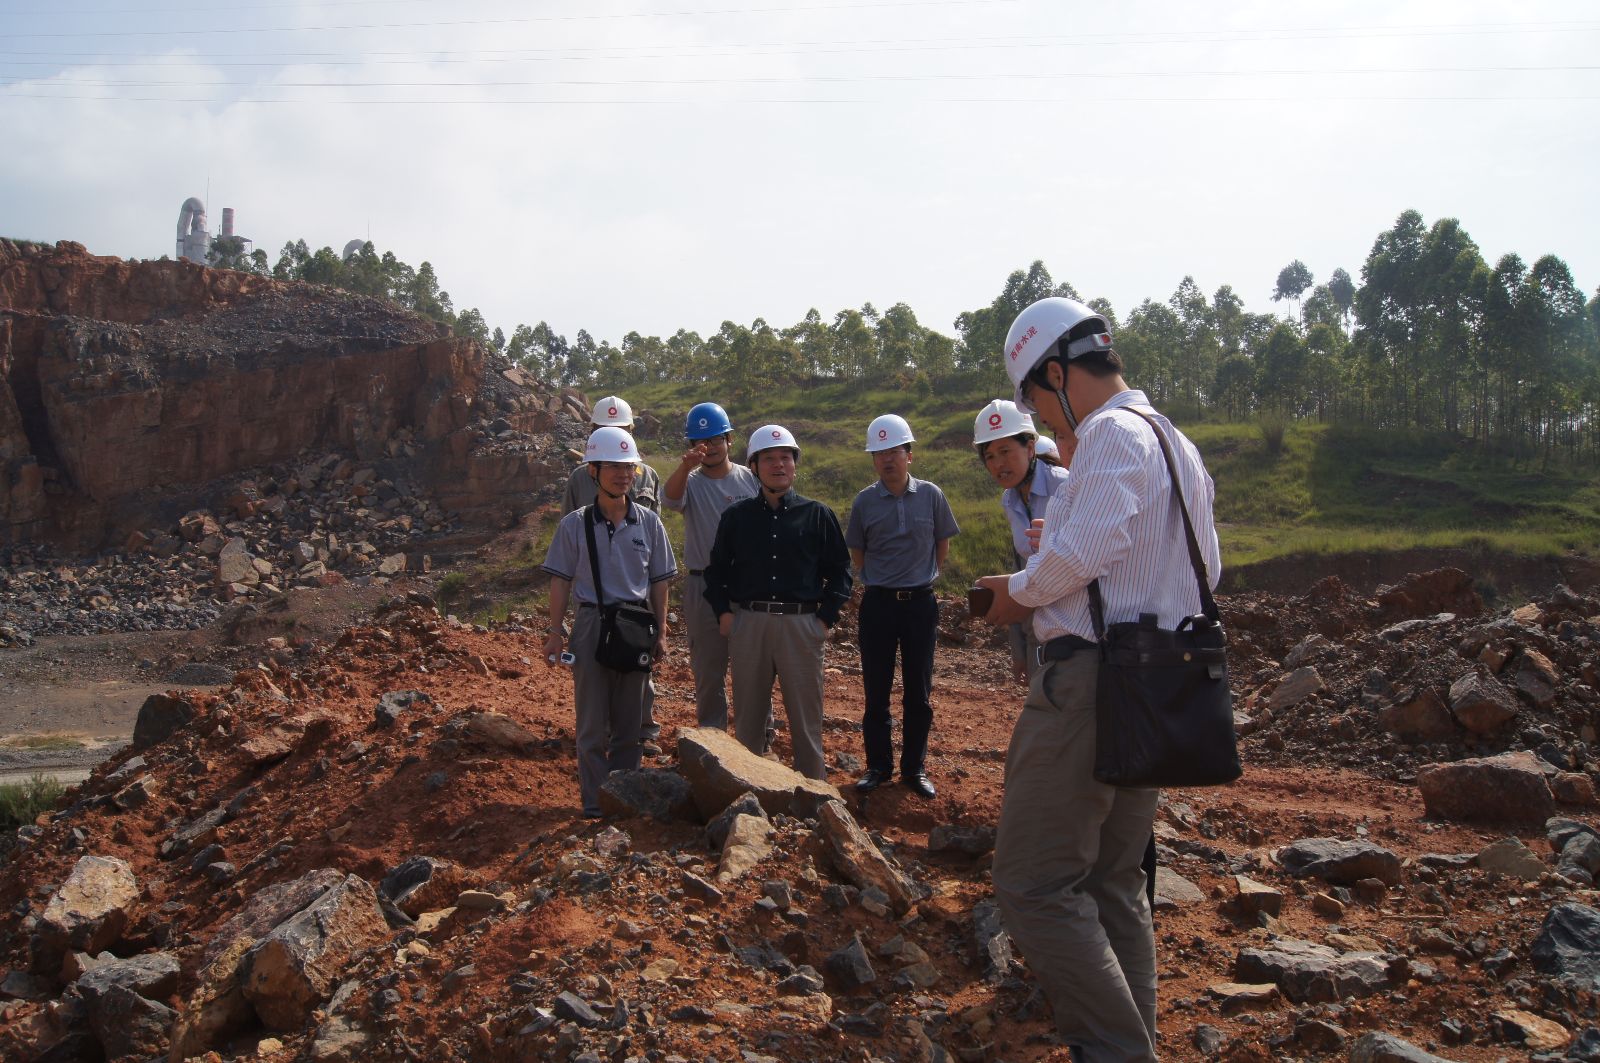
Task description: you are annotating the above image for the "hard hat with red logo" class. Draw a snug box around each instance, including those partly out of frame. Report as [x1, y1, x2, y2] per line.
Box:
[585, 426, 642, 464]
[864, 414, 914, 453]
[589, 395, 634, 427]
[747, 424, 800, 460]
[1002, 298, 1112, 411]
[972, 399, 1036, 447]
[1033, 435, 1060, 460]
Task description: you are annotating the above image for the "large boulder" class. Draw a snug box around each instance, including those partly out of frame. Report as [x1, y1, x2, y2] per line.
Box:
[1416, 751, 1555, 825]
[91, 985, 177, 1060]
[132, 692, 197, 750]
[1476, 837, 1548, 881]
[169, 868, 346, 1059]
[1447, 672, 1518, 734]
[241, 873, 390, 1030]
[1234, 938, 1394, 1003]
[599, 768, 697, 822]
[1377, 688, 1456, 741]
[675, 727, 840, 819]
[32, 855, 139, 976]
[380, 857, 463, 920]
[1348, 1031, 1460, 1062]
[1270, 667, 1323, 711]
[815, 799, 920, 915]
[1275, 838, 1402, 886]
[715, 814, 775, 885]
[1531, 902, 1600, 991]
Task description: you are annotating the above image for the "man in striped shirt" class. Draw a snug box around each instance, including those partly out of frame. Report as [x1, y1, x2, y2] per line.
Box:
[977, 297, 1220, 1063]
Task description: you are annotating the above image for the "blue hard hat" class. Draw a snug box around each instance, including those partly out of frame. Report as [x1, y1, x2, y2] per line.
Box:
[685, 402, 733, 440]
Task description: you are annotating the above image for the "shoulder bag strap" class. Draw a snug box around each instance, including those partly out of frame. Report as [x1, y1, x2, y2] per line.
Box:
[1086, 407, 1218, 638]
[582, 506, 609, 608]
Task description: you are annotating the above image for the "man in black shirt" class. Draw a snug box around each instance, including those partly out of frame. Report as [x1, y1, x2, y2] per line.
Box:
[704, 424, 852, 780]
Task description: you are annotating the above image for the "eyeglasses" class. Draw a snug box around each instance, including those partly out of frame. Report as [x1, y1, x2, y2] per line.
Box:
[598, 462, 637, 472]
[1017, 377, 1041, 415]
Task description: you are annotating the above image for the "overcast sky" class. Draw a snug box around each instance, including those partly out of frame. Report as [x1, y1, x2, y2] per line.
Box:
[3, 0, 1597, 347]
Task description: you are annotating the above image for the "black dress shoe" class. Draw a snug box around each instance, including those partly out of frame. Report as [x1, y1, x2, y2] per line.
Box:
[855, 768, 892, 793]
[903, 771, 936, 799]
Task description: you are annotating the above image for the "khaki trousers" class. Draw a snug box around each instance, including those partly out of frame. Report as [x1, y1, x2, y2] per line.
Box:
[683, 572, 731, 730]
[728, 607, 827, 780]
[992, 652, 1158, 1063]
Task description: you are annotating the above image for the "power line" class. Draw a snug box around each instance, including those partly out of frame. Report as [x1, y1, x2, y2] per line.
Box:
[10, 65, 1598, 89]
[7, 89, 1595, 104]
[5, 0, 1024, 38]
[1, 21, 1594, 67]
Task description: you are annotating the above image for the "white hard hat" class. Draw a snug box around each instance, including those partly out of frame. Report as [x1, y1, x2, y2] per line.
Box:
[1034, 435, 1060, 459]
[972, 399, 1036, 447]
[1003, 297, 1112, 410]
[747, 424, 800, 460]
[865, 414, 915, 452]
[585, 426, 642, 464]
[590, 395, 634, 427]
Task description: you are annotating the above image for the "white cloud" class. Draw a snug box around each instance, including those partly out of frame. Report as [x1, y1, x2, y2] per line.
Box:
[3, 0, 1596, 345]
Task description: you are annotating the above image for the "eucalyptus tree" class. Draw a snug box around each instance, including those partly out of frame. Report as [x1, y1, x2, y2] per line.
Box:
[1272, 260, 1314, 319]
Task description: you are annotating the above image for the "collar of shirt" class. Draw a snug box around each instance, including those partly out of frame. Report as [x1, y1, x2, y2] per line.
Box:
[873, 476, 919, 499]
[1077, 388, 1151, 433]
[764, 489, 798, 510]
[589, 500, 641, 528]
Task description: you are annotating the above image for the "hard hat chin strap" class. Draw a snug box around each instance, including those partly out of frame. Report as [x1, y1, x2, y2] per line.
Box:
[1055, 387, 1079, 432]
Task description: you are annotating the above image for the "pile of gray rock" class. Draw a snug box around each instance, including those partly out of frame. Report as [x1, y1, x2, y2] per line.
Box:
[0, 445, 452, 641]
[1233, 577, 1600, 788]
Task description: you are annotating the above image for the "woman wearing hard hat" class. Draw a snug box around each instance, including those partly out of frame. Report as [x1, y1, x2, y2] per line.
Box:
[973, 399, 1070, 684]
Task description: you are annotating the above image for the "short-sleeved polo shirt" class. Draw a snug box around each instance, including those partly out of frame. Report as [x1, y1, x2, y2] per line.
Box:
[1002, 460, 1069, 561]
[662, 464, 759, 570]
[541, 502, 676, 605]
[845, 476, 960, 588]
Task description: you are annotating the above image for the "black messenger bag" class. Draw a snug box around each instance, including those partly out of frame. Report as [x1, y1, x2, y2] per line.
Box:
[583, 508, 658, 673]
[1087, 410, 1242, 789]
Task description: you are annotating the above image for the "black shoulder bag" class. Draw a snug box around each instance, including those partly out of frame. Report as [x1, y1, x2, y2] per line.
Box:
[1087, 410, 1242, 788]
[582, 507, 659, 673]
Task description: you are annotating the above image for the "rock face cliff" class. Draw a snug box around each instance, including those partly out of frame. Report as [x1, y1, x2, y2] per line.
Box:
[0, 241, 575, 551]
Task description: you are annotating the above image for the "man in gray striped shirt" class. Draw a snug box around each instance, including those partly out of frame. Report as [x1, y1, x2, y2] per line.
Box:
[977, 296, 1220, 1063]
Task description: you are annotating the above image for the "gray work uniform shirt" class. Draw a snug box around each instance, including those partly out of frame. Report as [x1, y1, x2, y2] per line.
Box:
[845, 476, 960, 588]
[661, 464, 760, 570]
[541, 502, 677, 605]
[562, 462, 662, 514]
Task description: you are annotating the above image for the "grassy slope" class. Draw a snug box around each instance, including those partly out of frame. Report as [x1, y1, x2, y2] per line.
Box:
[627, 381, 1600, 593]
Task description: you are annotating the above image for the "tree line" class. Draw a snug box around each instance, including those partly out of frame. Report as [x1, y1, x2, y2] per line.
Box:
[255, 210, 1600, 463]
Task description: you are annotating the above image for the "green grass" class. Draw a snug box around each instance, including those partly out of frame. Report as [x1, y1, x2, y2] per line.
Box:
[0, 733, 86, 751]
[623, 381, 1600, 589]
[1197, 421, 1600, 568]
[0, 774, 64, 831]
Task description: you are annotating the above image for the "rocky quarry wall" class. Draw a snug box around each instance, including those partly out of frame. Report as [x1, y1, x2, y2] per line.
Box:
[0, 241, 581, 552]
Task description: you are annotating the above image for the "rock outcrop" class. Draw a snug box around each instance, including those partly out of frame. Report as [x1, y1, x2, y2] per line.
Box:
[0, 240, 577, 549]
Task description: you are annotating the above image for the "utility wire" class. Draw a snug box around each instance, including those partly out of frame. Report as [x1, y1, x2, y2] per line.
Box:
[1, 22, 1595, 66]
[5, 0, 1024, 38]
[9, 65, 1598, 89]
[8, 90, 1595, 104]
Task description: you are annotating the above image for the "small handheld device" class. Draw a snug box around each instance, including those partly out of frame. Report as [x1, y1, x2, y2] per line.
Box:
[548, 651, 577, 665]
[966, 585, 995, 619]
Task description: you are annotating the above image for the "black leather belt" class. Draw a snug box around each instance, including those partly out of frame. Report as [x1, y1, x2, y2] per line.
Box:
[866, 585, 932, 601]
[579, 599, 647, 609]
[1037, 634, 1097, 666]
[741, 600, 820, 615]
